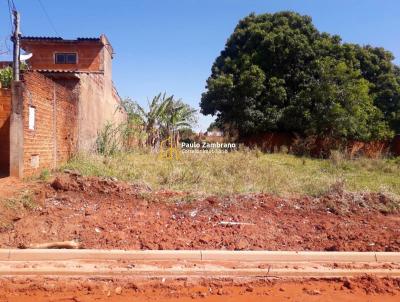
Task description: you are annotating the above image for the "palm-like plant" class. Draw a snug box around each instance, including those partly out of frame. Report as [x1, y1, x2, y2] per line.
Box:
[161, 100, 198, 145]
[120, 93, 197, 150]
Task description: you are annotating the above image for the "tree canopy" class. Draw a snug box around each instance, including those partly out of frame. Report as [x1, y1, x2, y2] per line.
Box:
[200, 11, 400, 141]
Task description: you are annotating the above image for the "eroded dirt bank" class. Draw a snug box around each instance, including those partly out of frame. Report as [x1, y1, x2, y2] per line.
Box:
[0, 173, 399, 251]
[0, 276, 399, 302]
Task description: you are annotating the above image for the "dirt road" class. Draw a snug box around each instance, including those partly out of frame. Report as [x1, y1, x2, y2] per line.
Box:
[1, 275, 399, 302]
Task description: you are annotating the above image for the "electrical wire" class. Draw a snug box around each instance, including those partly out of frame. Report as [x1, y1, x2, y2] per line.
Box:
[0, 0, 14, 56]
[6, 0, 13, 30]
[36, 0, 60, 36]
[0, 36, 11, 55]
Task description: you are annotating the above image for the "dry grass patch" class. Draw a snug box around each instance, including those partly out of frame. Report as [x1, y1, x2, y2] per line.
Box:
[62, 151, 400, 198]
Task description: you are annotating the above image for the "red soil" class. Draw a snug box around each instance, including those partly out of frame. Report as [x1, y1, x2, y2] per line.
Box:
[0, 177, 34, 231]
[0, 177, 28, 199]
[0, 276, 399, 302]
[0, 173, 399, 251]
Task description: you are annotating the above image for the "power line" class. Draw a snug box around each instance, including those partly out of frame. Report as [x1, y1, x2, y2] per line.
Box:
[0, 0, 13, 56]
[6, 0, 13, 31]
[8, 0, 15, 10]
[0, 36, 12, 55]
[36, 0, 60, 36]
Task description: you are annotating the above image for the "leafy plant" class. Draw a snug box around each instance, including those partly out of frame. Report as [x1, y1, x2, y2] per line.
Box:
[3, 190, 36, 210]
[160, 99, 198, 145]
[95, 121, 124, 156]
[119, 93, 197, 149]
[0, 67, 12, 88]
[39, 169, 51, 181]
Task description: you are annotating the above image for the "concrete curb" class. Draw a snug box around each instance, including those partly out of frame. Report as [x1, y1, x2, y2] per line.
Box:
[375, 252, 400, 263]
[0, 250, 202, 261]
[0, 268, 399, 278]
[0, 249, 398, 263]
[201, 251, 378, 262]
[0, 250, 399, 278]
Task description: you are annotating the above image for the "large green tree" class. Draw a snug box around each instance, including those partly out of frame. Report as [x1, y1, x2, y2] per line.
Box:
[200, 11, 399, 140]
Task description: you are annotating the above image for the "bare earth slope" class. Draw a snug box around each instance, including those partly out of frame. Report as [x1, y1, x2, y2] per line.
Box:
[0, 173, 399, 251]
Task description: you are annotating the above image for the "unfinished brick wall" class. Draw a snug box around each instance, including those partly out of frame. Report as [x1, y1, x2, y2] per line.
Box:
[22, 71, 78, 176]
[20, 40, 103, 72]
[0, 89, 11, 175]
[241, 132, 397, 158]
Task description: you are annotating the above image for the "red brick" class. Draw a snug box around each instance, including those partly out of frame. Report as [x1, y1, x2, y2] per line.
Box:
[22, 71, 78, 176]
[0, 89, 11, 174]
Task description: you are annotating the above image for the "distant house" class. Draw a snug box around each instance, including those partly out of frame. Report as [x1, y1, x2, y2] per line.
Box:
[205, 129, 223, 137]
[0, 34, 126, 178]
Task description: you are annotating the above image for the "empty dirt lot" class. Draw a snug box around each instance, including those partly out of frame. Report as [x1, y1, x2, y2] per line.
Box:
[0, 173, 399, 251]
[0, 173, 399, 301]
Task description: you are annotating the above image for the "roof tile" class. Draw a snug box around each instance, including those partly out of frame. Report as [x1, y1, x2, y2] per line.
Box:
[21, 36, 101, 42]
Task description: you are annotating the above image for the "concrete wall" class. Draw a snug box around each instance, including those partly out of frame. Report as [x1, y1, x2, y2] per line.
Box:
[0, 89, 11, 175]
[22, 71, 78, 176]
[77, 44, 126, 151]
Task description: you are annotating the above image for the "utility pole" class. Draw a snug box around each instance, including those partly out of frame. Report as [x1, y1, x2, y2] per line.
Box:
[10, 9, 24, 179]
[12, 10, 20, 81]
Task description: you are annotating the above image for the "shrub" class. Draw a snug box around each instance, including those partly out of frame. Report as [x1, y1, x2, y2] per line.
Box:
[95, 122, 124, 156]
[0, 67, 12, 88]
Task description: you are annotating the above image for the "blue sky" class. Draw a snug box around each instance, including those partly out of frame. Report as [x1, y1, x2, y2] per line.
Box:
[1, 0, 399, 131]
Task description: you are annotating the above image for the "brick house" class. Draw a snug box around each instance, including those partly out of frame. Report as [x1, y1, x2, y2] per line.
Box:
[0, 34, 126, 178]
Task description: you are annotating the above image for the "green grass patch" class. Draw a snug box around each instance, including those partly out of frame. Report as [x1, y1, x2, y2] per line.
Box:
[2, 190, 37, 210]
[62, 151, 400, 198]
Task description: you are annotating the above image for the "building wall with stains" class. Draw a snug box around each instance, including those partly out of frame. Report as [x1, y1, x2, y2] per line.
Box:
[21, 36, 126, 153]
[22, 71, 78, 176]
[6, 35, 126, 177]
[76, 43, 126, 151]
